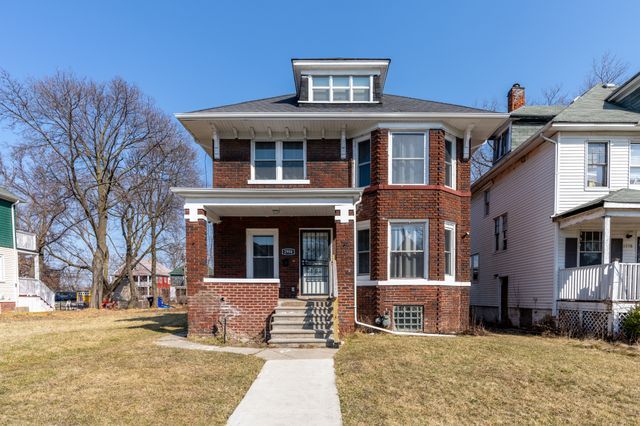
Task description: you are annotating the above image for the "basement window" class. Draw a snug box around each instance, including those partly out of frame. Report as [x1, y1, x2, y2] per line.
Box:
[393, 305, 424, 332]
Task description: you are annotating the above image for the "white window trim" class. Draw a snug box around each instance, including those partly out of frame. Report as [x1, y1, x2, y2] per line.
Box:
[246, 228, 279, 279]
[356, 220, 371, 279]
[308, 75, 375, 103]
[388, 131, 429, 185]
[629, 142, 640, 187]
[354, 134, 371, 188]
[584, 140, 610, 191]
[387, 219, 429, 280]
[249, 140, 309, 184]
[444, 135, 457, 189]
[444, 221, 456, 281]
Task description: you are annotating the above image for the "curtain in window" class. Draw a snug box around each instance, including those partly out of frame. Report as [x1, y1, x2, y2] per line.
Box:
[390, 224, 424, 278]
[392, 134, 424, 184]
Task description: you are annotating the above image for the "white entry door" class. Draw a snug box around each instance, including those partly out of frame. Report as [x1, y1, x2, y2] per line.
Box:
[300, 230, 330, 295]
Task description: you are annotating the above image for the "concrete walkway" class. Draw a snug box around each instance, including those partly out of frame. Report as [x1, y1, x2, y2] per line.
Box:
[155, 334, 342, 425]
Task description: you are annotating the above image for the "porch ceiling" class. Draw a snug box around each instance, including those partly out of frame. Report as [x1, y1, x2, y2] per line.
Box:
[557, 206, 640, 230]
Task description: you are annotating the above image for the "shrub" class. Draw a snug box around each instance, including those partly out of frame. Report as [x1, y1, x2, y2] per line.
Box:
[621, 306, 640, 343]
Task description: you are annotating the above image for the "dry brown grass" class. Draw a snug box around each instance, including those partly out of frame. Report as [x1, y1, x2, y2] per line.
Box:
[0, 309, 263, 425]
[335, 331, 640, 425]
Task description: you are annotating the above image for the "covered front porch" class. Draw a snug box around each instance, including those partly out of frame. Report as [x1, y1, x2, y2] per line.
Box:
[555, 189, 640, 336]
[173, 187, 361, 342]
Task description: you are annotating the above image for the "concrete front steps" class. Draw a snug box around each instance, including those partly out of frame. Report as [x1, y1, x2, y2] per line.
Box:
[268, 298, 336, 347]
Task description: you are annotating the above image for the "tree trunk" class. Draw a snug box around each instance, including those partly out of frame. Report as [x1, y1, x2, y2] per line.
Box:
[90, 210, 109, 308]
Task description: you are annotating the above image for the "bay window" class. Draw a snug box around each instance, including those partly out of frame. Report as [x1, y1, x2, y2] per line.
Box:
[251, 141, 306, 182]
[445, 137, 456, 188]
[390, 221, 426, 279]
[357, 225, 370, 276]
[586, 142, 608, 188]
[444, 222, 456, 279]
[309, 75, 373, 103]
[390, 132, 426, 184]
[356, 138, 371, 187]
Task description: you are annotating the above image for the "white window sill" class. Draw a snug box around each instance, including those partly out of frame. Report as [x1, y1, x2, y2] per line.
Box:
[378, 279, 471, 287]
[203, 278, 280, 284]
[248, 179, 310, 185]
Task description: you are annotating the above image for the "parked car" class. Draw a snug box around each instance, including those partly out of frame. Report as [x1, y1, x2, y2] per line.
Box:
[55, 291, 76, 302]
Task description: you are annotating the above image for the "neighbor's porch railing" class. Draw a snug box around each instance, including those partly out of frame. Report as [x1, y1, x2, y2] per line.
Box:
[18, 277, 55, 308]
[558, 262, 640, 302]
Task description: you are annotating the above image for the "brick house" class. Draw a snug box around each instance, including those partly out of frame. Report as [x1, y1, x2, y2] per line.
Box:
[172, 58, 506, 345]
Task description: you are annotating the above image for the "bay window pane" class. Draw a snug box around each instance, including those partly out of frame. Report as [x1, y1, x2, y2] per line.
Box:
[283, 160, 304, 179]
[392, 159, 424, 184]
[390, 253, 424, 278]
[352, 76, 370, 87]
[313, 89, 330, 101]
[332, 89, 349, 101]
[358, 253, 370, 275]
[353, 89, 369, 101]
[390, 224, 424, 251]
[392, 134, 424, 158]
[445, 229, 453, 276]
[358, 140, 371, 162]
[358, 164, 370, 187]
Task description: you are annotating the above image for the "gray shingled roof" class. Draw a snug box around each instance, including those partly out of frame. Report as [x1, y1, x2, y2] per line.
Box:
[189, 94, 491, 114]
[553, 85, 640, 123]
[510, 105, 566, 118]
[555, 188, 640, 219]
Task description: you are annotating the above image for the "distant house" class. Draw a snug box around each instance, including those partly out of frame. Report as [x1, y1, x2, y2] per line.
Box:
[169, 266, 186, 303]
[471, 74, 640, 336]
[0, 187, 54, 313]
[113, 259, 171, 304]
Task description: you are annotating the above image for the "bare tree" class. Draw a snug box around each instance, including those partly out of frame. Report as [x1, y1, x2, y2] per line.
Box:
[582, 51, 629, 92]
[540, 84, 570, 106]
[0, 71, 171, 307]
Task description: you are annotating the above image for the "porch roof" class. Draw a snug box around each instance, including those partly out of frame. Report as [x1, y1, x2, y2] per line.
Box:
[171, 187, 363, 221]
[554, 189, 640, 220]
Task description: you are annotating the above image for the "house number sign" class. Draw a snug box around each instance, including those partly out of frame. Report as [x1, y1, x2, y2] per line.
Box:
[282, 248, 296, 256]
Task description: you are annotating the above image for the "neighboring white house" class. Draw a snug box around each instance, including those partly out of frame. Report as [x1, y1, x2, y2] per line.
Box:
[471, 73, 640, 336]
[0, 187, 54, 313]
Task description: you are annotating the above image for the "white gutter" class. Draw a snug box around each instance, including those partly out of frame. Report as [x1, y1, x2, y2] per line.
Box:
[350, 196, 454, 338]
[175, 112, 509, 120]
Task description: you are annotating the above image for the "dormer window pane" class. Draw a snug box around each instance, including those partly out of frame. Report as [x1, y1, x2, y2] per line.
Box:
[314, 76, 330, 86]
[353, 89, 369, 101]
[352, 76, 370, 87]
[313, 89, 330, 101]
[333, 76, 349, 87]
[333, 89, 349, 101]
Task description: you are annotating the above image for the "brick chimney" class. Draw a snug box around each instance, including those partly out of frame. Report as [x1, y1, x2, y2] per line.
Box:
[507, 83, 525, 112]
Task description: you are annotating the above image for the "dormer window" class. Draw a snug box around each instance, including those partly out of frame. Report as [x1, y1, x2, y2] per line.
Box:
[309, 75, 373, 103]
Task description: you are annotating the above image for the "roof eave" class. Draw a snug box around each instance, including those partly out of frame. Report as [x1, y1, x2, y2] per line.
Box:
[175, 111, 509, 120]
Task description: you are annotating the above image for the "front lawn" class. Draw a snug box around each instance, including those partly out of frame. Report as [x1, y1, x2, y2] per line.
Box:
[0, 309, 263, 425]
[335, 332, 640, 425]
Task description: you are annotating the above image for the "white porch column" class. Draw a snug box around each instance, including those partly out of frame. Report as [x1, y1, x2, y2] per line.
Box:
[34, 254, 40, 281]
[603, 215, 611, 264]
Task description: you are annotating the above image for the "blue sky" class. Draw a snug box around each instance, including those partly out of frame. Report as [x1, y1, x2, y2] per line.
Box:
[2, 0, 639, 175]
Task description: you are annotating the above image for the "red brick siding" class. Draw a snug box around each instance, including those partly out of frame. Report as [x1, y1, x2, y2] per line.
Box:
[214, 216, 336, 298]
[0, 302, 16, 313]
[188, 280, 279, 339]
[185, 213, 208, 334]
[213, 139, 351, 188]
[335, 220, 355, 334]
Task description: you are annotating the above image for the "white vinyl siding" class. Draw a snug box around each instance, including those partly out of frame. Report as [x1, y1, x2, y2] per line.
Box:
[471, 141, 556, 311]
[556, 135, 639, 214]
[0, 246, 18, 303]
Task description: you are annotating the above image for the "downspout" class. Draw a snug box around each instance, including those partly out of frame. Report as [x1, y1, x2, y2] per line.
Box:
[351, 195, 453, 337]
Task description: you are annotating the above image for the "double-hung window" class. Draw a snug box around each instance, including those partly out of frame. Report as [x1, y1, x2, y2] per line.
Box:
[630, 143, 640, 185]
[252, 141, 306, 182]
[471, 254, 479, 281]
[357, 223, 370, 277]
[586, 142, 608, 188]
[390, 222, 426, 279]
[390, 132, 426, 184]
[356, 138, 371, 187]
[493, 127, 511, 163]
[310, 75, 372, 103]
[444, 222, 456, 279]
[246, 229, 279, 278]
[494, 214, 508, 251]
[444, 137, 456, 188]
[579, 231, 602, 266]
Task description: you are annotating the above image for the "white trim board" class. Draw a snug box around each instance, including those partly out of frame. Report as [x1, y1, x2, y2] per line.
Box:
[357, 279, 471, 287]
[203, 278, 280, 284]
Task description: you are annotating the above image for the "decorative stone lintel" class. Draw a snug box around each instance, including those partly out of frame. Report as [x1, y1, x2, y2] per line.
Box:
[335, 205, 355, 224]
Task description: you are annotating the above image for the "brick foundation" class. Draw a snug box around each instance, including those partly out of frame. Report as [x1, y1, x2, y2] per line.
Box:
[356, 285, 469, 333]
[0, 301, 16, 313]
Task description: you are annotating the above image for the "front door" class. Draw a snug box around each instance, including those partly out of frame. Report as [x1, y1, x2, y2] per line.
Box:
[300, 230, 330, 295]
